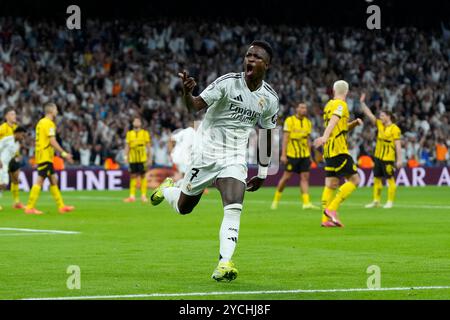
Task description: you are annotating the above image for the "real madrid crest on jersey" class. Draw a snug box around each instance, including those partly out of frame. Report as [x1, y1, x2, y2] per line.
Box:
[258, 97, 266, 109]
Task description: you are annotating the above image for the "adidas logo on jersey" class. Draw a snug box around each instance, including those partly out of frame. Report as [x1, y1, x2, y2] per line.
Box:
[233, 95, 243, 102]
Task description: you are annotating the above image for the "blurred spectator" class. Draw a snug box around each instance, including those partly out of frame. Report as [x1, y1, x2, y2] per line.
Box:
[153, 135, 171, 167]
[91, 144, 105, 166]
[79, 144, 91, 167]
[435, 139, 449, 166]
[419, 142, 433, 167]
[408, 156, 420, 168]
[104, 157, 120, 170]
[53, 156, 65, 171]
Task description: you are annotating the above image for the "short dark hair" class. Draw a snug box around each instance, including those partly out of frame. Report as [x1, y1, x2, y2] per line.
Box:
[250, 40, 273, 63]
[14, 126, 26, 134]
[3, 106, 15, 118]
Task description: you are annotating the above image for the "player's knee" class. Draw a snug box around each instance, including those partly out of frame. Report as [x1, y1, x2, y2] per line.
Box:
[177, 203, 193, 215]
[177, 199, 197, 215]
[326, 179, 339, 189]
[350, 174, 361, 186]
[284, 172, 293, 180]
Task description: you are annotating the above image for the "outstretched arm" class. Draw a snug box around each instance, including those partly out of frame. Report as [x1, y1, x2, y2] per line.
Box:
[359, 93, 377, 125]
[177, 70, 207, 112]
[348, 118, 363, 131]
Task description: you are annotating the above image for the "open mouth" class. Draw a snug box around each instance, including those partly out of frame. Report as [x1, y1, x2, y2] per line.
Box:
[246, 64, 254, 76]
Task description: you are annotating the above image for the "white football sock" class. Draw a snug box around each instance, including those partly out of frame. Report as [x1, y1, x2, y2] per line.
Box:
[163, 187, 181, 214]
[219, 203, 243, 263]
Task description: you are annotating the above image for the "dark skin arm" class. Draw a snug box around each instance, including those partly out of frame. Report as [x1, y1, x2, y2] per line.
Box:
[247, 129, 272, 192]
[177, 70, 208, 112]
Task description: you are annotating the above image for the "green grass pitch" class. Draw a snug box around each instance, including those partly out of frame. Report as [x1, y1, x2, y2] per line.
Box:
[0, 186, 449, 300]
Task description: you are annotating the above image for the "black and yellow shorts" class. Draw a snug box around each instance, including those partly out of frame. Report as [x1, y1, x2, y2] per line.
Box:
[373, 157, 395, 178]
[37, 162, 55, 178]
[8, 158, 22, 173]
[285, 157, 311, 173]
[324, 154, 358, 178]
[129, 162, 147, 174]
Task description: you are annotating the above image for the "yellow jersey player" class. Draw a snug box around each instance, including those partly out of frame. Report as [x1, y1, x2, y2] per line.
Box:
[360, 93, 402, 209]
[314, 80, 363, 227]
[123, 117, 152, 203]
[0, 107, 24, 209]
[24, 103, 75, 215]
[271, 103, 319, 210]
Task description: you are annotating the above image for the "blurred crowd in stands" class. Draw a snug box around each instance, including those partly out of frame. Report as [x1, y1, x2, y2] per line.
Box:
[0, 17, 448, 169]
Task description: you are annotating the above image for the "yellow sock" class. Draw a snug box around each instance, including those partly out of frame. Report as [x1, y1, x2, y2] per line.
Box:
[273, 190, 282, 203]
[50, 185, 64, 209]
[11, 182, 20, 203]
[302, 193, 310, 205]
[373, 177, 382, 202]
[328, 182, 357, 212]
[140, 176, 148, 197]
[26, 185, 41, 209]
[321, 186, 335, 222]
[130, 178, 137, 197]
[387, 177, 397, 202]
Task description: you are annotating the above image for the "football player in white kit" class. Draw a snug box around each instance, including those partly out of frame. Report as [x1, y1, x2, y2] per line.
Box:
[0, 126, 26, 210]
[168, 122, 196, 185]
[151, 40, 279, 281]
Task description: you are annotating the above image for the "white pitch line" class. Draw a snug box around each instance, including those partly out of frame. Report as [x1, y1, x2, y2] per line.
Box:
[0, 227, 80, 235]
[0, 232, 56, 237]
[21, 285, 450, 300]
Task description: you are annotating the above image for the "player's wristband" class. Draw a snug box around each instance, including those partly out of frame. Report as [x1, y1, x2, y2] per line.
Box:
[124, 155, 128, 161]
[61, 151, 68, 158]
[257, 165, 269, 179]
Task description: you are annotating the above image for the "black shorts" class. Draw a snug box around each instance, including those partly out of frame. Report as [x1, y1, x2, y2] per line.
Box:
[37, 162, 55, 178]
[285, 157, 311, 173]
[325, 154, 358, 178]
[373, 157, 395, 178]
[129, 162, 147, 174]
[8, 158, 22, 173]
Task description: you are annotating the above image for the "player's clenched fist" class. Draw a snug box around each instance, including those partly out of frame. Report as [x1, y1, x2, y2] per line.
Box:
[178, 70, 197, 94]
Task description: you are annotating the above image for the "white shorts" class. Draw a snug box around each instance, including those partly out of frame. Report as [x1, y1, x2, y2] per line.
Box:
[181, 162, 248, 196]
[0, 167, 9, 185]
[174, 161, 188, 175]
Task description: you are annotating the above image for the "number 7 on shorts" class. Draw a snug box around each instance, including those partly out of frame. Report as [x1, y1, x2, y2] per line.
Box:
[190, 168, 200, 182]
